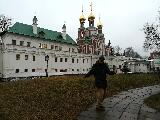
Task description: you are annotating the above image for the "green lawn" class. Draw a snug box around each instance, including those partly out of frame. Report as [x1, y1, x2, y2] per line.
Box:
[0, 74, 159, 120]
[144, 93, 160, 112]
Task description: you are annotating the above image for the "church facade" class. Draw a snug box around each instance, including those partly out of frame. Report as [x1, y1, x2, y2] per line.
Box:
[77, 5, 112, 56]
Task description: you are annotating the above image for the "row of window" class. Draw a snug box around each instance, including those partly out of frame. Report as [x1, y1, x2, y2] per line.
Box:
[16, 69, 34, 73]
[16, 54, 35, 61]
[12, 40, 31, 47]
[55, 57, 88, 63]
[135, 64, 145, 66]
[12, 39, 76, 52]
[16, 54, 88, 63]
[15, 68, 89, 73]
[39, 43, 62, 51]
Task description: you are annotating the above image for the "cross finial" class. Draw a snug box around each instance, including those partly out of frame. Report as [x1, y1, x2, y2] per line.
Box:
[90, 2, 93, 12]
[82, 4, 83, 13]
[34, 11, 37, 16]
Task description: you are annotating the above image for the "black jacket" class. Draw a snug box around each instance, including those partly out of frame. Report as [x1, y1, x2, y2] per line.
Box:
[85, 62, 115, 81]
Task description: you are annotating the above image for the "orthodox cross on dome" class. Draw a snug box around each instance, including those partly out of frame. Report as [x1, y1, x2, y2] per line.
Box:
[88, 2, 95, 26]
[82, 4, 84, 13]
[99, 16, 102, 25]
[34, 11, 37, 15]
[80, 4, 85, 18]
[90, 2, 93, 12]
[79, 4, 86, 27]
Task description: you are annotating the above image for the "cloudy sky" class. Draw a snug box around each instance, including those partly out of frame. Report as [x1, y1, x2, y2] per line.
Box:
[1, 0, 160, 56]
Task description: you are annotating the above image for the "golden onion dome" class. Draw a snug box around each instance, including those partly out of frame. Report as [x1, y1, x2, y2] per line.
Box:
[97, 22, 103, 27]
[88, 12, 95, 19]
[79, 5, 86, 21]
[97, 17, 103, 27]
[79, 14, 86, 21]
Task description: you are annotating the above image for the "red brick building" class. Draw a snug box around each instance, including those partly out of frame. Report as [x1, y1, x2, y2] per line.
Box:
[76, 4, 112, 56]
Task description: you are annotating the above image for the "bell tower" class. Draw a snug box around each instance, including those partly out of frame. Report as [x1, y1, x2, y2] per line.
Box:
[78, 5, 86, 40]
[97, 16, 103, 34]
[88, 2, 95, 27]
[79, 5, 86, 28]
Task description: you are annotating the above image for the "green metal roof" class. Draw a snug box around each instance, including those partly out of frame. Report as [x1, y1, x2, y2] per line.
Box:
[8, 22, 76, 45]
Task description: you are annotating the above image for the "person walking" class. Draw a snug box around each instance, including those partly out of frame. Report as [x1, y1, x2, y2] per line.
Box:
[85, 55, 115, 111]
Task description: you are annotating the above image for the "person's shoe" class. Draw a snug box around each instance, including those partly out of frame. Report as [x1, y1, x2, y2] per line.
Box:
[96, 106, 105, 111]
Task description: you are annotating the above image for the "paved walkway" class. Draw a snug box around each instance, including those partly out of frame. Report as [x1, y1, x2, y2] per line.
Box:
[77, 85, 160, 120]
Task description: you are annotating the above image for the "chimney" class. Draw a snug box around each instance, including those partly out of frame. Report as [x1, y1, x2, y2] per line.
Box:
[32, 16, 38, 34]
[62, 24, 66, 40]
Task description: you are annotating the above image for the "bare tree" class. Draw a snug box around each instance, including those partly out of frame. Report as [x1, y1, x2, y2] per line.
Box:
[143, 10, 160, 51]
[0, 15, 12, 32]
[114, 45, 122, 56]
[143, 23, 160, 50]
[124, 47, 142, 58]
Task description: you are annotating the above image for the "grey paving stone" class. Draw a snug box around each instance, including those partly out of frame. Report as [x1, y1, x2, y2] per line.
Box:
[138, 111, 157, 120]
[103, 101, 118, 108]
[114, 104, 128, 112]
[113, 94, 128, 100]
[132, 99, 143, 105]
[104, 97, 121, 103]
[140, 104, 156, 113]
[104, 115, 119, 120]
[128, 103, 141, 109]
[145, 118, 155, 120]
[125, 105, 140, 115]
[77, 116, 91, 120]
[106, 109, 122, 118]
[125, 108, 139, 115]
[120, 112, 137, 120]
[77, 85, 160, 120]
[154, 112, 160, 120]
[119, 91, 129, 95]
[77, 110, 106, 120]
[112, 99, 132, 112]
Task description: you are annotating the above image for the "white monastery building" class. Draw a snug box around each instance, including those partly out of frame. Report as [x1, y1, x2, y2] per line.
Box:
[0, 5, 150, 79]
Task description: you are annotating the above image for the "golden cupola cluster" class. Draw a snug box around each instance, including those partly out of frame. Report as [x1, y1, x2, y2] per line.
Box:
[97, 17, 103, 27]
[79, 2, 103, 27]
[88, 12, 95, 21]
[79, 14, 86, 21]
[79, 6, 86, 23]
[88, 2, 95, 21]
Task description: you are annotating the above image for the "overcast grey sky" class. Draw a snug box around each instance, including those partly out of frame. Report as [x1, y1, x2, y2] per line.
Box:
[1, 0, 160, 56]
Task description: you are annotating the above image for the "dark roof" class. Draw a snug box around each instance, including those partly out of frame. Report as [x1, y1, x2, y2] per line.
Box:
[8, 22, 76, 45]
[134, 60, 149, 65]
